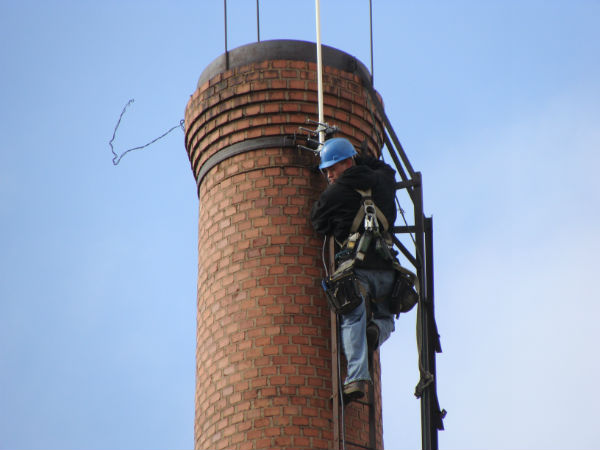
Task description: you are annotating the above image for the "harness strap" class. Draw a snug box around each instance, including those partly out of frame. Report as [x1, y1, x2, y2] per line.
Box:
[350, 189, 389, 233]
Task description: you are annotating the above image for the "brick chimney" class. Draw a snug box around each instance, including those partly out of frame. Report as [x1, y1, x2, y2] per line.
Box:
[184, 40, 385, 450]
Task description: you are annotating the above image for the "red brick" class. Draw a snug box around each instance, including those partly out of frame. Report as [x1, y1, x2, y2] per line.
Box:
[186, 43, 384, 450]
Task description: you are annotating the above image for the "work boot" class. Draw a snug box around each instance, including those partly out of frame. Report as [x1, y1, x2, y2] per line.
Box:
[343, 380, 366, 402]
[366, 323, 380, 353]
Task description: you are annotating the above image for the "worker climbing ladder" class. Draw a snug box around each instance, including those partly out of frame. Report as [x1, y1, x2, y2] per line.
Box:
[314, 86, 445, 449]
[326, 178, 443, 449]
[309, 2, 444, 444]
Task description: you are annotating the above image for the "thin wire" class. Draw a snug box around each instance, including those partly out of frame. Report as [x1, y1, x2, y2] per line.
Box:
[109, 98, 134, 163]
[364, 0, 413, 255]
[378, 149, 418, 250]
[395, 195, 417, 248]
[109, 99, 184, 166]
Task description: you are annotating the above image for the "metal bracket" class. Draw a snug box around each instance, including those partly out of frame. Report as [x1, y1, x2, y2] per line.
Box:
[297, 118, 339, 153]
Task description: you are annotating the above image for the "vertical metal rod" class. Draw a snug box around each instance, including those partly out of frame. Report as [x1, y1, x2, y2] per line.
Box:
[315, 0, 325, 144]
[414, 172, 432, 450]
[368, 382, 376, 450]
[331, 311, 342, 450]
[369, 0, 374, 85]
[328, 238, 341, 450]
[224, 0, 228, 54]
[256, 0, 260, 42]
[424, 216, 439, 450]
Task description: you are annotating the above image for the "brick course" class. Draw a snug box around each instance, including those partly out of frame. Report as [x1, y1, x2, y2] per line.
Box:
[185, 43, 385, 450]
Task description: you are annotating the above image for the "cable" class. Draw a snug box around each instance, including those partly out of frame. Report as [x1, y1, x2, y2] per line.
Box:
[109, 98, 134, 164]
[395, 194, 417, 248]
[109, 99, 184, 165]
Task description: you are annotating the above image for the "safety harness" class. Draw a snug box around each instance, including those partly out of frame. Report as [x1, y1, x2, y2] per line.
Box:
[342, 188, 391, 262]
[322, 189, 434, 414]
[322, 189, 419, 316]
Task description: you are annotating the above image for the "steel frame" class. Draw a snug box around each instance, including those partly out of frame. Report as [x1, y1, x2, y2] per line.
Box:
[362, 84, 446, 450]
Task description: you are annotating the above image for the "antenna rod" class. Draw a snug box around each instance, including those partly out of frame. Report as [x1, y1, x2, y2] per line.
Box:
[315, 0, 325, 144]
[256, 0, 260, 42]
[224, 0, 228, 54]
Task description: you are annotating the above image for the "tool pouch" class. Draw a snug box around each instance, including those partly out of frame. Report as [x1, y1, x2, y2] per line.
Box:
[389, 265, 419, 315]
[321, 261, 363, 315]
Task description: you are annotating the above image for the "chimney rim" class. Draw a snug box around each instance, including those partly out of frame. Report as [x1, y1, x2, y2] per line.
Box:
[196, 39, 372, 90]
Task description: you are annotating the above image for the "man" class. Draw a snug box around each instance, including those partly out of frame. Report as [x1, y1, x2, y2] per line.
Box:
[310, 137, 399, 401]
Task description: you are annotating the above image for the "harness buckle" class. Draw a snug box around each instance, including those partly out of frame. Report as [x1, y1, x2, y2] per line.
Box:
[363, 201, 379, 231]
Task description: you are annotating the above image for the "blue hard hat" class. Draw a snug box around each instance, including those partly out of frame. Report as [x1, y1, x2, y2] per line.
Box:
[318, 138, 357, 170]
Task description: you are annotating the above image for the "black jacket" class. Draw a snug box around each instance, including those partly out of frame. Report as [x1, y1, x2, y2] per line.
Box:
[310, 156, 397, 268]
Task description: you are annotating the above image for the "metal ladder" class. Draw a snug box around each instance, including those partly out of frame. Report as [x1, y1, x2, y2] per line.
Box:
[327, 80, 445, 449]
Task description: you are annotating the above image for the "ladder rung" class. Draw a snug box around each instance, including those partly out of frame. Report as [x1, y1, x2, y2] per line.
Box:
[343, 439, 376, 450]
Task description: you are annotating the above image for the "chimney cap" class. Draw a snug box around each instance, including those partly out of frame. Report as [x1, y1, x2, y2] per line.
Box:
[197, 39, 371, 89]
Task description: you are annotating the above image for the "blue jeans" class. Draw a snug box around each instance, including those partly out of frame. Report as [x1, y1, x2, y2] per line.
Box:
[339, 269, 396, 385]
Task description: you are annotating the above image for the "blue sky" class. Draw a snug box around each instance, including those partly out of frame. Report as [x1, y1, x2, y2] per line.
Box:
[1, 1, 599, 449]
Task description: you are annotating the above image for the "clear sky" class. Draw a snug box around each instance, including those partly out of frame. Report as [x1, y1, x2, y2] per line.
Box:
[1, 1, 599, 449]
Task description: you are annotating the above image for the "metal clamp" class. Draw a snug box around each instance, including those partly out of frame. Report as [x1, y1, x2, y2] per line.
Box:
[297, 119, 339, 153]
[363, 202, 379, 231]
